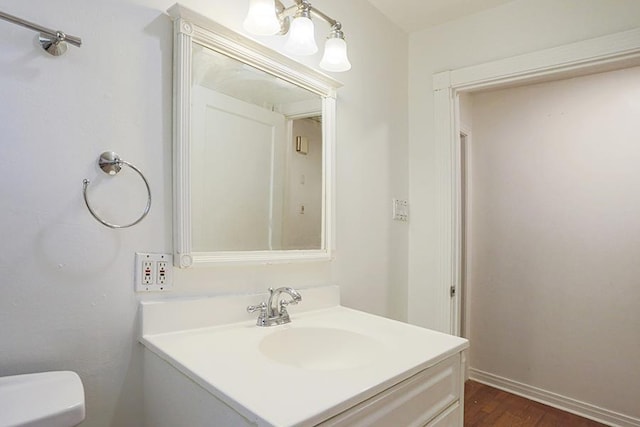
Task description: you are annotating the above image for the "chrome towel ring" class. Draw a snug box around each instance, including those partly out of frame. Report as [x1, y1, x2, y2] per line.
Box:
[82, 151, 151, 229]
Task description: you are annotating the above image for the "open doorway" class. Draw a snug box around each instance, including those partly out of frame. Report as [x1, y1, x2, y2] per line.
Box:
[446, 49, 640, 427]
[458, 65, 640, 425]
[425, 29, 640, 340]
[429, 28, 640, 425]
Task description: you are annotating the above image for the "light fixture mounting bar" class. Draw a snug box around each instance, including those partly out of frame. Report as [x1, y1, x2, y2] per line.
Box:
[245, 0, 351, 71]
[289, 0, 337, 27]
[278, 3, 299, 19]
[309, 7, 337, 27]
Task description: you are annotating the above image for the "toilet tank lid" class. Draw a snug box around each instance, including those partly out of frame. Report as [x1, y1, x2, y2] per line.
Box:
[0, 371, 85, 427]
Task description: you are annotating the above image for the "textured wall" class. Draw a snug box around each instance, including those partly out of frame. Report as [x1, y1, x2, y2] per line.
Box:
[0, 0, 408, 425]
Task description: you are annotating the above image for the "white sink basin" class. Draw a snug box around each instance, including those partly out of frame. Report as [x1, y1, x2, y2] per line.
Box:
[139, 286, 469, 427]
[0, 371, 85, 427]
[259, 327, 386, 371]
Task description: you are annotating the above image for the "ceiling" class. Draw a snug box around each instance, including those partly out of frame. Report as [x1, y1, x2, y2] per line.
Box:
[365, 0, 516, 32]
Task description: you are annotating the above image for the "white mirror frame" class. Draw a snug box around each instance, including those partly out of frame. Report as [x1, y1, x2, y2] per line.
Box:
[168, 4, 342, 268]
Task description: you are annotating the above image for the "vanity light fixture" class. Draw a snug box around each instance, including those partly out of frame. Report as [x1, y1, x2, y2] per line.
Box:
[319, 23, 351, 72]
[284, 1, 317, 55]
[243, 0, 351, 72]
[243, 0, 281, 36]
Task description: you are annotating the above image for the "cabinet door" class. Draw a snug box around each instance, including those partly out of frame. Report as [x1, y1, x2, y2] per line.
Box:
[318, 354, 461, 427]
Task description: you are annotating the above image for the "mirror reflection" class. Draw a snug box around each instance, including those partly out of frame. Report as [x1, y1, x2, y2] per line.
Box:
[190, 43, 323, 251]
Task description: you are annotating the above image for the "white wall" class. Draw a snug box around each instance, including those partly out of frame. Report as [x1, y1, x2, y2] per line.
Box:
[408, 0, 640, 328]
[468, 67, 640, 419]
[0, 0, 408, 425]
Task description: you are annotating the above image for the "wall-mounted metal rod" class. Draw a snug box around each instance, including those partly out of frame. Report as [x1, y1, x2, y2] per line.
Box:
[0, 10, 82, 47]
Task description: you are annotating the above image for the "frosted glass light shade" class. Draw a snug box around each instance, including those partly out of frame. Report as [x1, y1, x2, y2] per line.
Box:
[243, 0, 280, 36]
[284, 16, 318, 55]
[319, 37, 351, 72]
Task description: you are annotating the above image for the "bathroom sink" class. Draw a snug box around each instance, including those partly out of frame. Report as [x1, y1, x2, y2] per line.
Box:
[259, 327, 386, 370]
[139, 286, 470, 426]
[0, 371, 85, 427]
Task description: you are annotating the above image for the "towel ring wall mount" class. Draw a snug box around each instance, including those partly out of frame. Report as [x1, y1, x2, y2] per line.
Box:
[82, 151, 151, 229]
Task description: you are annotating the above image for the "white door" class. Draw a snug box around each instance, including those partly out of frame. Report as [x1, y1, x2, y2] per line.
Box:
[191, 86, 286, 251]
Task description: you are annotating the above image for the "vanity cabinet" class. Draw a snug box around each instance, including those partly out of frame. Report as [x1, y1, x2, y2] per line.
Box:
[144, 348, 464, 427]
[318, 354, 462, 427]
[140, 286, 469, 427]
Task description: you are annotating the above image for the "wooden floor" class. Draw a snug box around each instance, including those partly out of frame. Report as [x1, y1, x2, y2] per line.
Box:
[464, 380, 608, 427]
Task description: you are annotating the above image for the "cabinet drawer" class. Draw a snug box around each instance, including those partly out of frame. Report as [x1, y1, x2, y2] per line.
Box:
[425, 402, 460, 427]
[318, 354, 461, 427]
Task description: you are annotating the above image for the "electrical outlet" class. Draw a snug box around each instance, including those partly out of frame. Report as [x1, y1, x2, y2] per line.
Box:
[142, 260, 154, 284]
[135, 253, 173, 292]
[157, 261, 168, 285]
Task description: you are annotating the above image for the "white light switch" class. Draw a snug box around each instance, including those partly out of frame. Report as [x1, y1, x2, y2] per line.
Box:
[392, 199, 409, 222]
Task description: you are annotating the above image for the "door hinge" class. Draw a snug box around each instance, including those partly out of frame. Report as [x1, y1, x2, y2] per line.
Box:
[450, 286, 456, 297]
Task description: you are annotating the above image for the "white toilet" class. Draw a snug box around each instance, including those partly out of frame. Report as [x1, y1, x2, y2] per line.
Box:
[0, 371, 85, 427]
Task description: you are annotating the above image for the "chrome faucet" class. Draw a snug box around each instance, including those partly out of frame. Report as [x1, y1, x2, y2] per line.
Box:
[247, 287, 302, 327]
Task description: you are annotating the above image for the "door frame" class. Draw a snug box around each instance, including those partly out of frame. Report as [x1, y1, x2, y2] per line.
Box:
[454, 127, 471, 340]
[431, 27, 640, 335]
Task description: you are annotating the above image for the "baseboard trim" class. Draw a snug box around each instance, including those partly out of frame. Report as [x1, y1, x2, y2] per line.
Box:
[469, 368, 640, 427]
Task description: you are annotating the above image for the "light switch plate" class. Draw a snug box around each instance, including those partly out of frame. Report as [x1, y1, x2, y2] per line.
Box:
[392, 199, 409, 222]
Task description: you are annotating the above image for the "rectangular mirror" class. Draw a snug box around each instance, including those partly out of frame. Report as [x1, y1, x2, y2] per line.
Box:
[169, 5, 341, 267]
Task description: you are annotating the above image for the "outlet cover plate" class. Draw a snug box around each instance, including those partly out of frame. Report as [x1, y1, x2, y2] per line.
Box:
[135, 253, 173, 292]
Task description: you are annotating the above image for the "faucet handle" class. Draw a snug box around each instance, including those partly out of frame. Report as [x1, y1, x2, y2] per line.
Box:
[247, 302, 267, 314]
[247, 302, 270, 327]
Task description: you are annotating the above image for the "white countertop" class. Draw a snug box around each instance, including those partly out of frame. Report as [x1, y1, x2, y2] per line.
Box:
[141, 297, 468, 427]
